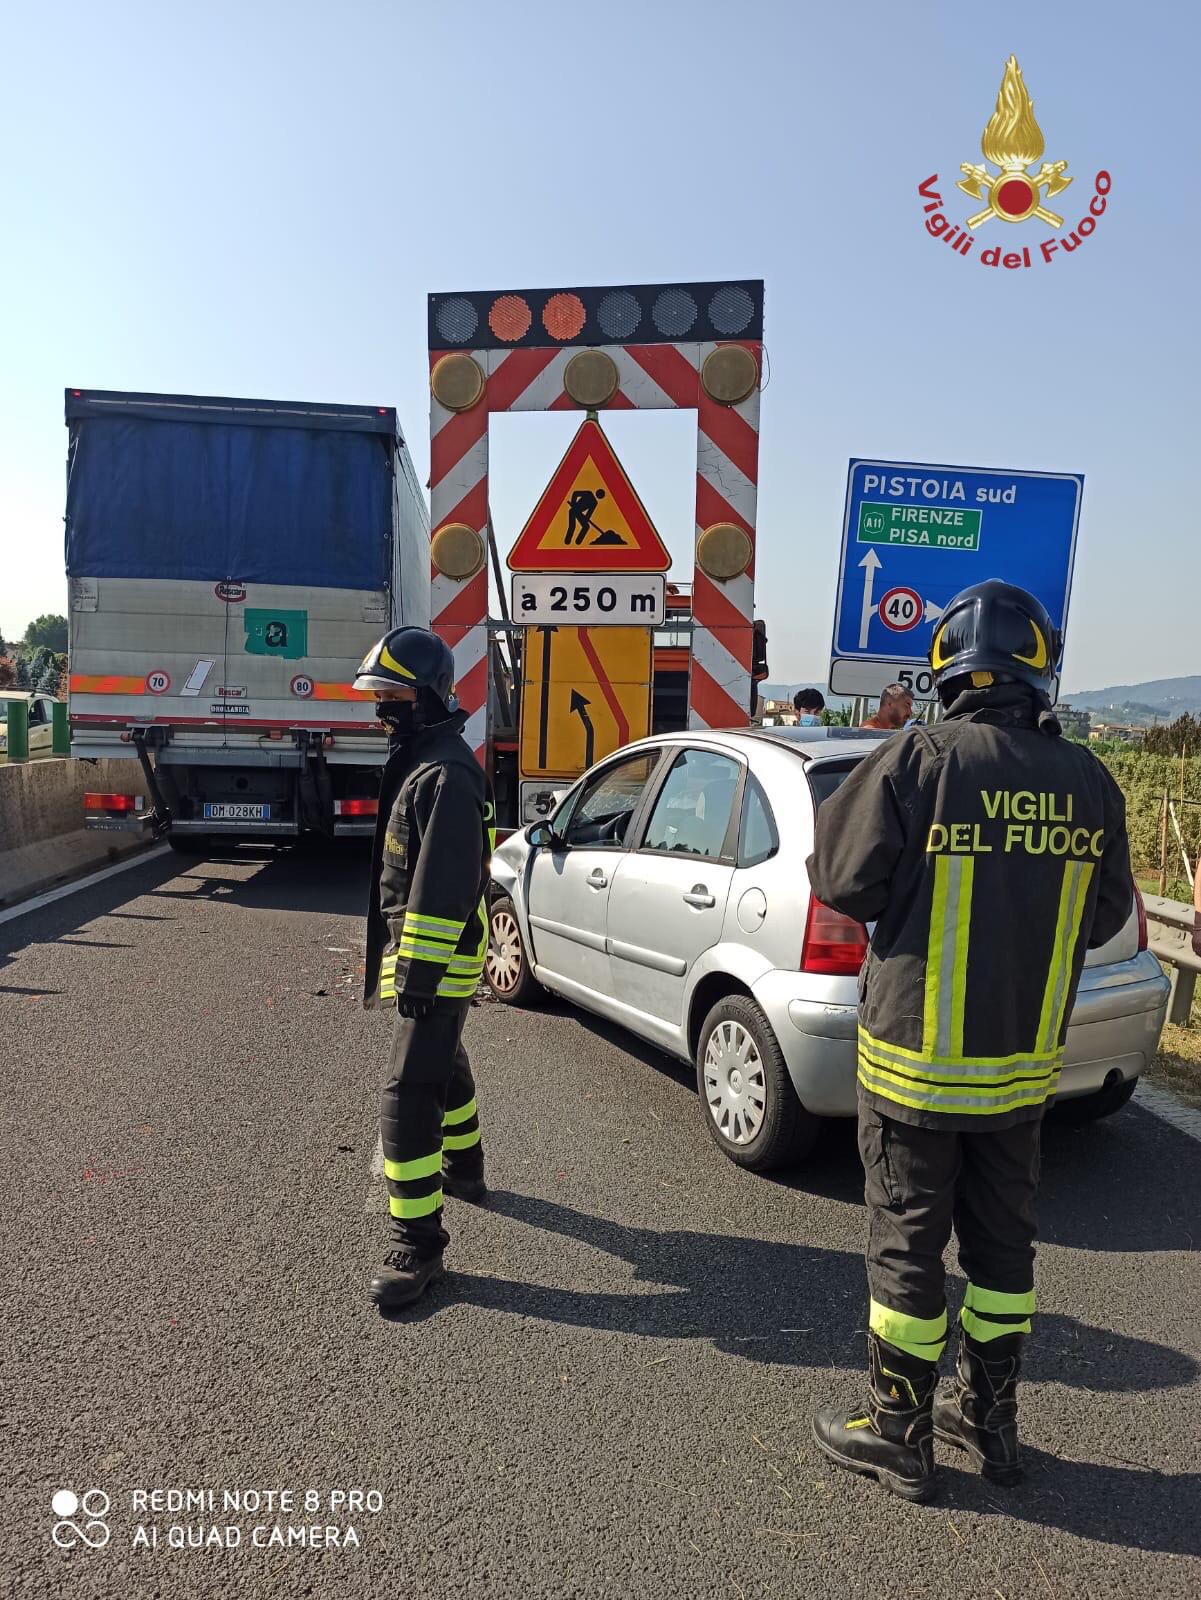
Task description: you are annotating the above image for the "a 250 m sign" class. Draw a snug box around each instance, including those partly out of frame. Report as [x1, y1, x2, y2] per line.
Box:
[511, 573, 666, 628]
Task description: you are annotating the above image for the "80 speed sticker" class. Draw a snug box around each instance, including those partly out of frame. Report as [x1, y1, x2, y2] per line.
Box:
[290, 674, 314, 699]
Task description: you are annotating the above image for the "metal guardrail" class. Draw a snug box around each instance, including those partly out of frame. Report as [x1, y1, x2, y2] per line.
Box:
[1143, 892, 1200, 1026]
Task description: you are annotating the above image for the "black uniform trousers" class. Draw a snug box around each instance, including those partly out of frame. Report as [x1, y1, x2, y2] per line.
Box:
[380, 999, 483, 1256]
[859, 1095, 1042, 1366]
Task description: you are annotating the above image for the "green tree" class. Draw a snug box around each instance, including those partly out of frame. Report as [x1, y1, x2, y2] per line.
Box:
[14, 657, 31, 690]
[36, 661, 62, 697]
[28, 646, 53, 685]
[22, 613, 68, 653]
[1144, 713, 1199, 759]
[0, 658, 14, 690]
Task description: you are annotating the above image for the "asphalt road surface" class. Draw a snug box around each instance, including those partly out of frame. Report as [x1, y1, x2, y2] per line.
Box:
[2, 846, 1199, 1599]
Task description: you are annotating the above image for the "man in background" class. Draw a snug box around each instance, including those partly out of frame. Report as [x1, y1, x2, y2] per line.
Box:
[793, 688, 826, 725]
[750, 619, 769, 719]
[861, 682, 913, 730]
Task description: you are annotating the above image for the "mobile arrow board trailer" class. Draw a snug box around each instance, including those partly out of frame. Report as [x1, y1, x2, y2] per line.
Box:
[65, 389, 429, 850]
[829, 458, 1083, 703]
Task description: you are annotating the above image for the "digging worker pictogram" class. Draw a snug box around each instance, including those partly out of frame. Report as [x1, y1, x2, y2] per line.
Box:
[807, 580, 1133, 1502]
[565, 486, 606, 546]
[356, 626, 496, 1310]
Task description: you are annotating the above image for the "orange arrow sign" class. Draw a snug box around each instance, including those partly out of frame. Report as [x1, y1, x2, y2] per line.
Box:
[507, 417, 670, 573]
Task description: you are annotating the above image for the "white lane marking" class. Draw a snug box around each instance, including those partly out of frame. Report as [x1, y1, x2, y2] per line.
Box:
[365, 1135, 386, 1214]
[1136, 1079, 1201, 1145]
[0, 844, 170, 926]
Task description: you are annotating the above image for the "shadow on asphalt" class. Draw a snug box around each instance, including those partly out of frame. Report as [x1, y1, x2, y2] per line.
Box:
[148, 842, 369, 917]
[530, 998, 1201, 1254]
[0, 853, 182, 973]
[391, 1191, 1198, 1399]
[934, 1448, 1201, 1556]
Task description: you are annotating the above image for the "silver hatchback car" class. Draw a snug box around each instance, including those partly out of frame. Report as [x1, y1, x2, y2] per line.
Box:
[486, 729, 1170, 1170]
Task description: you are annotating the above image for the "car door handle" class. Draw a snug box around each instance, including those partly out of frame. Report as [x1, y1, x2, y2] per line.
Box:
[587, 868, 608, 889]
[683, 886, 715, 908]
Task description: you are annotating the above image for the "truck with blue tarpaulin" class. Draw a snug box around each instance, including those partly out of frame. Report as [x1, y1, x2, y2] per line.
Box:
[64, 388, 429, 848]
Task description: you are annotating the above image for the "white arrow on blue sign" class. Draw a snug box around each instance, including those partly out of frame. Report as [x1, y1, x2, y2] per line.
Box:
[829, 459, 1084, 701]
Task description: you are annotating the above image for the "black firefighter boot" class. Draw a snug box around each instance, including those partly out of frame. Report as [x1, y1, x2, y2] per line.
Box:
[368, 1248, 445, 1310]
[813, 1335, 938, 1503]
[934, 1334, 1023, 1484]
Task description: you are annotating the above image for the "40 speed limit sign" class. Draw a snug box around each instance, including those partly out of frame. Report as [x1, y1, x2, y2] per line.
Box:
[878, 587, 923, 631]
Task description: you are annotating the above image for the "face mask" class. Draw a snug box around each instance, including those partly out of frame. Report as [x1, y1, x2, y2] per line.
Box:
[798, 713, 820, 726]
[376, 701, 417, 739]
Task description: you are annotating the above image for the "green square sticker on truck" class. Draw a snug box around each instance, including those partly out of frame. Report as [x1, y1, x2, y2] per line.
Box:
[243, 608, 309, 659]
[857, 502, 982, 551]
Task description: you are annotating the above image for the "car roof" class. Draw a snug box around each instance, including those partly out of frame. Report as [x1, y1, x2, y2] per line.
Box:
[622, 727, 891, 762]
[745, 726, 895, 759]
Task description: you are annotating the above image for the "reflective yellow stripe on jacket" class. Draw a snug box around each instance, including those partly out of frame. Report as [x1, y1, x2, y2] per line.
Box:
[858, 856, 1091, 1117]
[379, 899, 488, 1002]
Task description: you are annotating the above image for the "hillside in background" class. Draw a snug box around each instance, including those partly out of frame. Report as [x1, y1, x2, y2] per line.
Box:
[1061, 675, 1201, 725]
[759, 675, 1201, 723]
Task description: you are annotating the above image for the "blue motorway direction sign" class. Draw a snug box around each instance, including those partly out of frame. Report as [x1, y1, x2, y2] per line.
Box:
[829, 459, 1083, 700]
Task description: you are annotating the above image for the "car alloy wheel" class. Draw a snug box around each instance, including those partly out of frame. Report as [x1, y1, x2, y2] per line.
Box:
[703, 1018, 767, 1146]
[486, 907, 524, 997]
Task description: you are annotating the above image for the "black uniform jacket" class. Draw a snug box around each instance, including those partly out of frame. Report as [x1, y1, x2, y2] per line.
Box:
[807, 688, 1132, 1129]
[363, 711, 495, 1009]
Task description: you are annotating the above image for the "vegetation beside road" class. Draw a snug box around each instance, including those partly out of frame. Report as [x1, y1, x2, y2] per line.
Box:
[0, 613, 69, 697]
[1095, 744, 1201, 895]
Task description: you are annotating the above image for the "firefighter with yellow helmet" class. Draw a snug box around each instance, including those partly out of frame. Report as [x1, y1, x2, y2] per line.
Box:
[355, 626, 495, 1310]
[807, 580, 1132, 1501]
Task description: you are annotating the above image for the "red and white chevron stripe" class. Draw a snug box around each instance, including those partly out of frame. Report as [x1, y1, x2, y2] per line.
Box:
[428, 339, 761, 762]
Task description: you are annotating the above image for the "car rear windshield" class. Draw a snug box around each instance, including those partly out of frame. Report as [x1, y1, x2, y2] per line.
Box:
[804, 757, 863, 809]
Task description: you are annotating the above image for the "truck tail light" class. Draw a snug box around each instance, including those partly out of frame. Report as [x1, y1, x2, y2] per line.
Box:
[85, 792, 144, 812]
[801, 897, 869, 976]
[334, 798, 378, 817]
[1133, 882, 1148, 952]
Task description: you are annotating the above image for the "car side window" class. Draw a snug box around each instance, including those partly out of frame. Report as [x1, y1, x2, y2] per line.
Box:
[27, 699, 46, 726]
[561, 752, 660, 849]
[641, 749, 740, 860]
[738, 775, 779, 867]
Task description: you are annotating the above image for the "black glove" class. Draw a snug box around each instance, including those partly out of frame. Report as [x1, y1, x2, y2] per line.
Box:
[396, 994, 435, 1021]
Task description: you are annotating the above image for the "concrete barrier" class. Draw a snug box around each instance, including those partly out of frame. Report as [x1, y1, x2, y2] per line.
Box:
[0, 757, 153, 908]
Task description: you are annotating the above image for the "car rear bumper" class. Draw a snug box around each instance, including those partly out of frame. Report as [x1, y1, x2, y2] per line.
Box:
[754, 954, 1171, 1119]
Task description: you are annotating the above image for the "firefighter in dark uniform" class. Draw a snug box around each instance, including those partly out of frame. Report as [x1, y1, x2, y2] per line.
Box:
[355, 627, 496, 1310]
[807, 581, 1132, 1501]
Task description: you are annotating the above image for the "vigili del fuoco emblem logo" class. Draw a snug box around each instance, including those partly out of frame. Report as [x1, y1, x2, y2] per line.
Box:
[917, 55, 1110, 269]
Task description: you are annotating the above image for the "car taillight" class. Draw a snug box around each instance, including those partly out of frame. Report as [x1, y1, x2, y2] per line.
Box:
[801, 897, 869, 976]
[1133, 882, 1148, 952]
[334, 798, 378, 817]
[84, 792, 142, 812]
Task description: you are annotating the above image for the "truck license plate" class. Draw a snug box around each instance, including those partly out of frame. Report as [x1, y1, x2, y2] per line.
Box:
[203, 803, 271, 821]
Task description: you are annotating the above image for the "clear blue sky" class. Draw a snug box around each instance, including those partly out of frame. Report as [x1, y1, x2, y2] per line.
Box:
[2, 0, 1196, 692]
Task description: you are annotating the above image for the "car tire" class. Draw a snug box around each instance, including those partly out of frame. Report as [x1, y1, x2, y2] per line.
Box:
[167, 834, 214, 856]
[696, 993, 819, 1171]
[485, 894, 542, 1006]
[1048, 1075, 1138, 1125]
